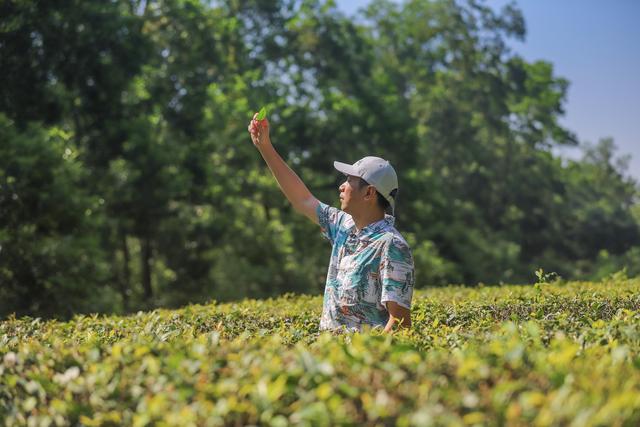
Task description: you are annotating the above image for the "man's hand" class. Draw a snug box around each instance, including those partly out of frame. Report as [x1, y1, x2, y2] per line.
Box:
[383, 301, 411, 333]
[248, 112, 270, 148]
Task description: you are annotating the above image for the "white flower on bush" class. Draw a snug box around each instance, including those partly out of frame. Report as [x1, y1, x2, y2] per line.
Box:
[3, 352, 17, 368]
[54, 366, 81, 385]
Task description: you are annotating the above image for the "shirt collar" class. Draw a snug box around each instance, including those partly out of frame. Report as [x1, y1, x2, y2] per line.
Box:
[353, 214, 394, 237]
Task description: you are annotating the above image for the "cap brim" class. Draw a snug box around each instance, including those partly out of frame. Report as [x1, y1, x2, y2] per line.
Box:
[333, 161, 359, 177]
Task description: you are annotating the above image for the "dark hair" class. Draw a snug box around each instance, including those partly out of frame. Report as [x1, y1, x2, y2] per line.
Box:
[356, 177, 392, 212]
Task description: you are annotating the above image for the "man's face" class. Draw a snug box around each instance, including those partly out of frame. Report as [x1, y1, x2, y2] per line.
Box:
[339, 175, 368, 214]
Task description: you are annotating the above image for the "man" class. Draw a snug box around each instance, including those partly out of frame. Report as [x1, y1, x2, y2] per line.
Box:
[248, 113, 414, 333]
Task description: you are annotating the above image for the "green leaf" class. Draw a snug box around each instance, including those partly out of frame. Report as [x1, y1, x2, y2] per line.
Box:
[256, 106, 267, 120]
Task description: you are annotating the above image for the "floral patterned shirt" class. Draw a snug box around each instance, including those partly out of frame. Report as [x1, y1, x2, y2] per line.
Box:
[316, 202, 415, 331]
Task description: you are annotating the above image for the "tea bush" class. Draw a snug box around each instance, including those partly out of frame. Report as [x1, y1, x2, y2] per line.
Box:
[2, 279, 640, 426]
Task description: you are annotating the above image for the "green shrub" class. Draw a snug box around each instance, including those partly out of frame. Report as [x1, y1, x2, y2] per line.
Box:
[2, 280, 640, 425]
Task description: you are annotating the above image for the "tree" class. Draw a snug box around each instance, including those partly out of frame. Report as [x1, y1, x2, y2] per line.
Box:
[1, 0, 638, 318]
[0, 115, 111, 318]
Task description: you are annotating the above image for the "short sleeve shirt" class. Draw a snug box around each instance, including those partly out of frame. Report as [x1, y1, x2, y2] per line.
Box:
[316, 202, 415, 331]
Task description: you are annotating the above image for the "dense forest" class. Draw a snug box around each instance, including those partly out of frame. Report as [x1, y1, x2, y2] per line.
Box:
[1, 0, 638, 318]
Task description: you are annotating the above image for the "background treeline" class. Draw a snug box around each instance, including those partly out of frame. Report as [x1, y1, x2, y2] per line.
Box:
[1, 0, 638, 319]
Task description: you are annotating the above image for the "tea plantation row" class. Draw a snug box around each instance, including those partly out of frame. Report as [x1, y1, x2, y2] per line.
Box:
[2, 279, 640, 426]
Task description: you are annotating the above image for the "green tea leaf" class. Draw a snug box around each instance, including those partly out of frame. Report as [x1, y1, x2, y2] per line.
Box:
[256, 106, 267, 120]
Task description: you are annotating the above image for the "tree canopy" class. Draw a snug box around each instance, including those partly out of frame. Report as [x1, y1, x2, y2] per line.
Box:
[1, 0, 638, 318]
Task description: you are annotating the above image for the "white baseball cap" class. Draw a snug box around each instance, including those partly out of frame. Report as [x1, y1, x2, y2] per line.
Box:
[334, 156, 399, 214]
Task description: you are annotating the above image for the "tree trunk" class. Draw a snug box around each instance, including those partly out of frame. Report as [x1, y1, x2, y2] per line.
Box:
[120, 228, 131, 311]
[262, 200, 271, 222]
[141, 235, 153, 300]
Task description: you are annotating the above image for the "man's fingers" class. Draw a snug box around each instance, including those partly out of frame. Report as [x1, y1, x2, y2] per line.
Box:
[247, 115, 268, 146]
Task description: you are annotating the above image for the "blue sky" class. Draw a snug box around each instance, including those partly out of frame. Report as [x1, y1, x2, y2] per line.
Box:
[335, 0, 640, 181]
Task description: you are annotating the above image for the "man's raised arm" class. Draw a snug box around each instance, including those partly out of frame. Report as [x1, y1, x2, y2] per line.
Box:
[248, 113, 320, 224]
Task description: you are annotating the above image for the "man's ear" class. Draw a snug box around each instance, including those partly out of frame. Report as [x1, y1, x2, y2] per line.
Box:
[366, 186, 377, 200]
